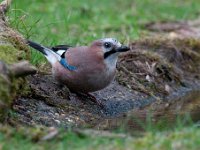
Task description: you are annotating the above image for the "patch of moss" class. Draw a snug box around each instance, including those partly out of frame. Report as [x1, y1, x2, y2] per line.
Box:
[0, 35, 31, 121]
[0, 75, 11, 121]
[14, 78, 31, 97]
[0, 45, 20, 64]
[0, 28, 30, 63]
[5, 32, 30, 58]
[0, 76, 10, 102]
[0, 67, 31, 121]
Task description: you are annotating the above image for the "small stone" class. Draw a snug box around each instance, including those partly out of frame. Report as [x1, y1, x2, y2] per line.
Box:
[145, 75, 152, 82]
[169, 32, 179, 39]
[54, 119, 61, 125]
[165, 103, 169, 108]
[55, 113, 59, 117]
[65, 117, 73, 123]
[41, 127, 58, 141]
[48, 112, 54, 117]
[61, 114, 65, 117]
[165, 84, 171, 93]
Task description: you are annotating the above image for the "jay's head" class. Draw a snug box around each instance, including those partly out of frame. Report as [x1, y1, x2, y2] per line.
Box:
[91, 38, 130, 66]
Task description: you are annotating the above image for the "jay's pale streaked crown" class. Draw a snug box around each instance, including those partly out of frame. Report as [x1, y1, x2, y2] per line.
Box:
[27, 38, 130, 93]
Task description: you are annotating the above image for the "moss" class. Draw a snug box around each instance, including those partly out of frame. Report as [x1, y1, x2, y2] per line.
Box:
[0, 45, 20, 64]
[5, 32, 30, 59]
[0, 32, 30, 120]
[0, 76, 11, 121]
[0, 62, 31, 121]
[0, 28, 30, 64]
[14, 78, 31, 97]
[0, 77, 10, 102]
[0, 44, 29, 95]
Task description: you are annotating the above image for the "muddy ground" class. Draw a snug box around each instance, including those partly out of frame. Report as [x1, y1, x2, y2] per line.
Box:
[11, 20, 200, 132]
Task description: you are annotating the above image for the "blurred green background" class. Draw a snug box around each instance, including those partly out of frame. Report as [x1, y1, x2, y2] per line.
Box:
[9, 0, 200, 64]
[8, 0, 200, 64]
[9, 0, 200, 43]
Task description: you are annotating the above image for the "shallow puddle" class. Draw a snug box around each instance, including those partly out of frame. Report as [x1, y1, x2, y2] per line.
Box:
[95, 89, 200, 133]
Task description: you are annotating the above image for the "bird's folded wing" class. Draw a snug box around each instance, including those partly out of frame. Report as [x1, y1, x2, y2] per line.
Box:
[51, 45, 72, 58]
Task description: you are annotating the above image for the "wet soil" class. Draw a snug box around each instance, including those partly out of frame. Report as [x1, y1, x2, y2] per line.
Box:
[11, 21, 200, 131]
[13, 73, 200, 131]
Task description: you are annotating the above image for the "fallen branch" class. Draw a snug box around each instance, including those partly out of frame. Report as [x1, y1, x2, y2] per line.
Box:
[0, 60, 37, 78]
[73, 129, 129, 139]
[9, 61, 37, 78]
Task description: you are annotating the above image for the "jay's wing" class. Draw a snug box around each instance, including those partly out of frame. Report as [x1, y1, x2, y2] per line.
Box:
[52, 45, 72, 51]
[51, 45, 77, 71]
[27, 40, 76, 71]
[51, 45, 72, 58]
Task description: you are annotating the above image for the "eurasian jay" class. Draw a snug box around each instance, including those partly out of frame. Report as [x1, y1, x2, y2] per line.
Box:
[27, 38, 130, 104]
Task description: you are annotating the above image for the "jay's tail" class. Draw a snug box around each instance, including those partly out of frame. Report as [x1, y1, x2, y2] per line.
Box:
[27, 40, 61, 65]
[27, 40, 47, 55]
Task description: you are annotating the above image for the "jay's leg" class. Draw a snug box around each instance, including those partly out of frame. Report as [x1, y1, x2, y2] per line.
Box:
[76, 92, 104, 108]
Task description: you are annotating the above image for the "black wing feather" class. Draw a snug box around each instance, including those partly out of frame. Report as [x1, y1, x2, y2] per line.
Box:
[51, 45, 73, 58]
[51, 45, 72, 51]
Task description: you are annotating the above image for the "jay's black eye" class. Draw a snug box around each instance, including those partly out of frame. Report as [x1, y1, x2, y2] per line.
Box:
[104, 42, 112, 49]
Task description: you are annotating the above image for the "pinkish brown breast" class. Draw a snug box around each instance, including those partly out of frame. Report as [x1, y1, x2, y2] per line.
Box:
[52, 46, 116, 93]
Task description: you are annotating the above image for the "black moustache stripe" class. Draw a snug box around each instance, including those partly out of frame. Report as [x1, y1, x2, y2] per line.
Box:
[104, 49, 116, 59]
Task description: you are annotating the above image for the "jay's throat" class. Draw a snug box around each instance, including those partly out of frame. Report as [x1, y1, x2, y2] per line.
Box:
[104, 49, 116, 59]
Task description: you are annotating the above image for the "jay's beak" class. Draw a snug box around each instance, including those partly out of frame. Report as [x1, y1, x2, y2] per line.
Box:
[115, 45, 130, 52]
[104, 45, 130, 59]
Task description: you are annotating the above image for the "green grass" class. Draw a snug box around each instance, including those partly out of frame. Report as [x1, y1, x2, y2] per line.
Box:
[0, 125, 200, 150]
[8, 0, 200, 64]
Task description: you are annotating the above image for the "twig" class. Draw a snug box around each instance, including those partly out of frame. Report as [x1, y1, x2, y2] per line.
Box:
[9, 61, 37, 77]
[73, 129, 129, 139]
[40, 128, 59, 141]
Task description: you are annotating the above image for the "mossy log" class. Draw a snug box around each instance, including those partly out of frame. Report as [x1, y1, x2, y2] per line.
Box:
[0, 0, 36, 121]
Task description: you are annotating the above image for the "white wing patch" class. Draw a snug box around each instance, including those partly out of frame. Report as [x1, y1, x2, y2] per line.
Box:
[43, 47, 61, 65]
[56, 50, 66, 56]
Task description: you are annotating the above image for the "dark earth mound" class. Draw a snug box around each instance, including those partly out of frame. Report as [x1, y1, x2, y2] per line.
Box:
[11, 34, 200, 132]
